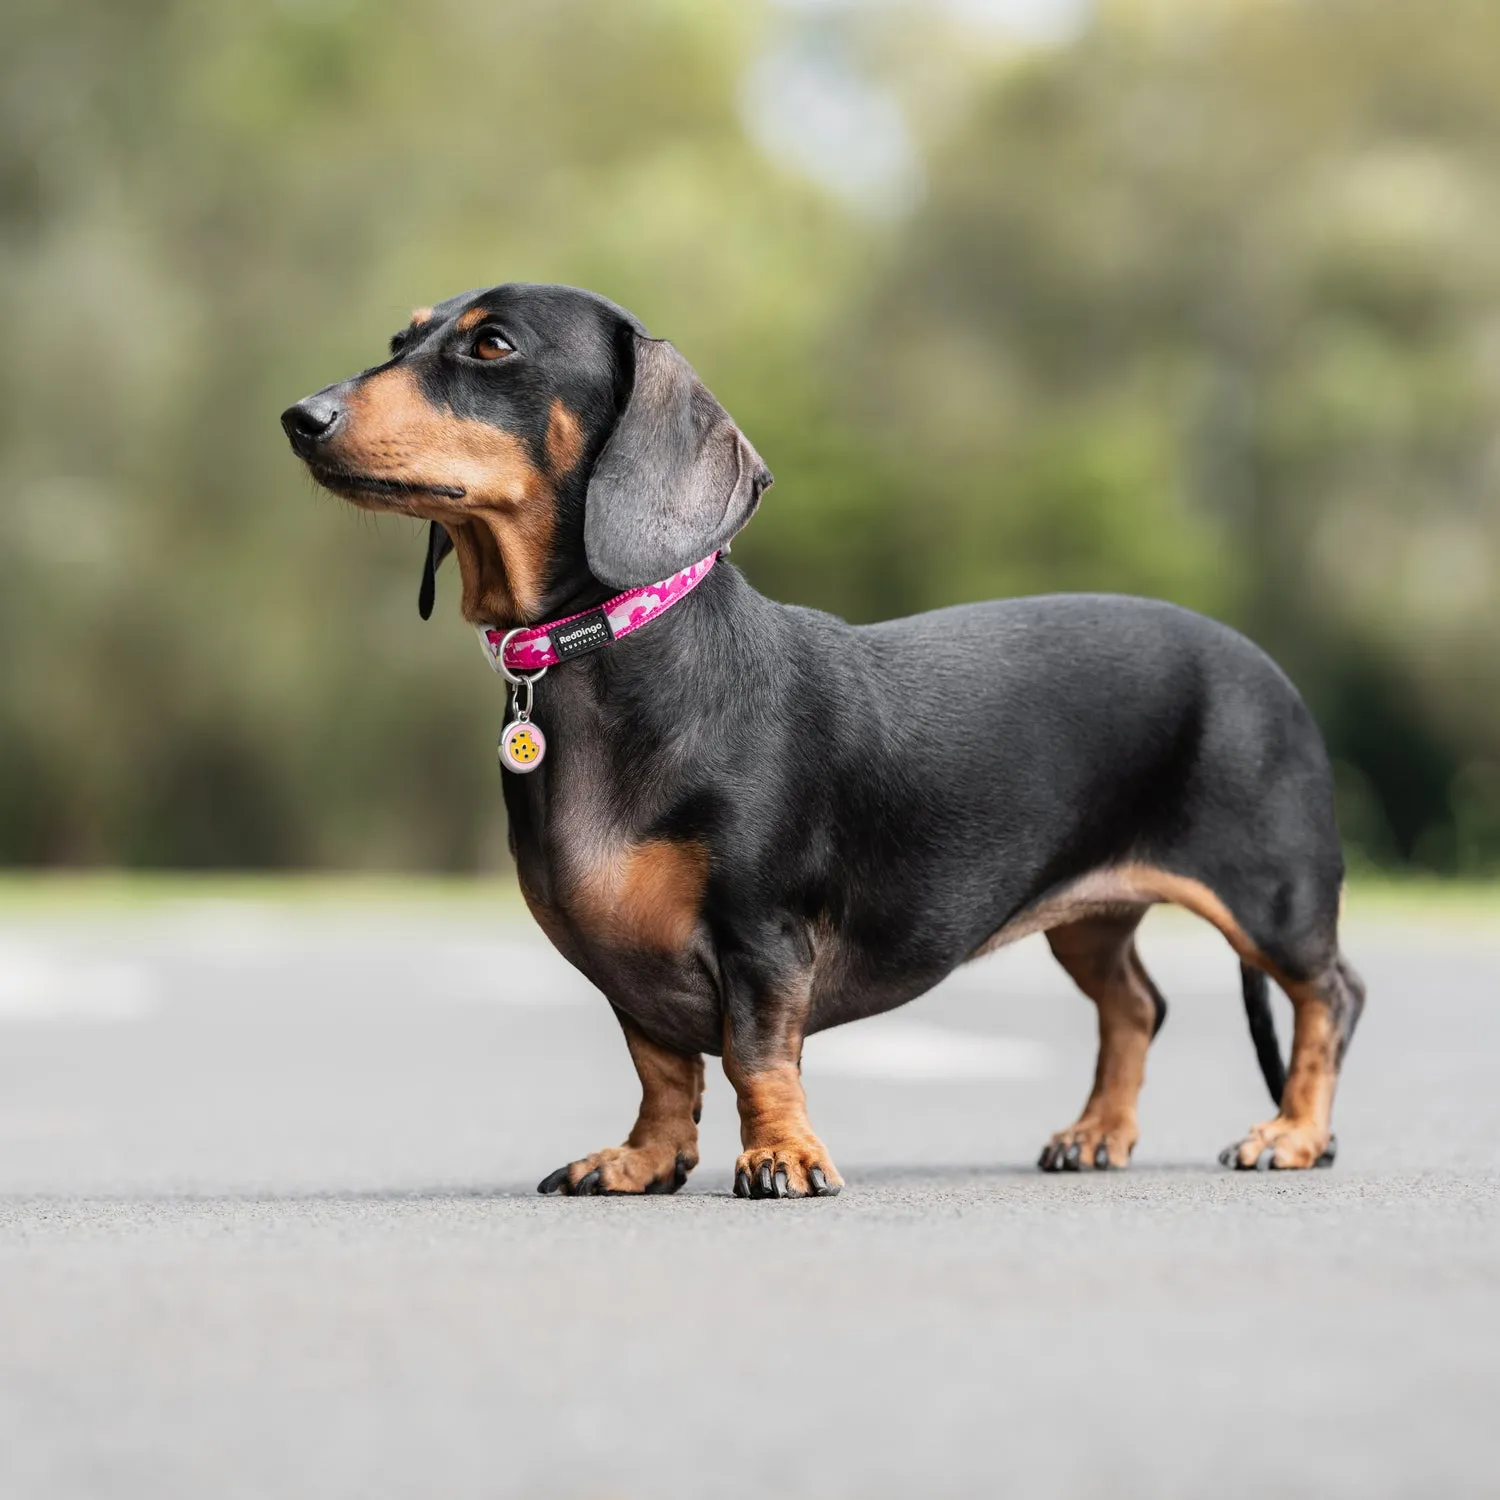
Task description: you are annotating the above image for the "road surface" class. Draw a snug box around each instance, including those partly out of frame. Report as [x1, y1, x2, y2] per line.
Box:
[0, 892, 1496, 1498]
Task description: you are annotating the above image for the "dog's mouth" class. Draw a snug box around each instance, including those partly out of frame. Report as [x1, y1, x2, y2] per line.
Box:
[306, 462, 466, 506]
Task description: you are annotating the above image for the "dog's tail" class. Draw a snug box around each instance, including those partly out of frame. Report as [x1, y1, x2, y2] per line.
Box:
[1240, 963, 1286, 1106]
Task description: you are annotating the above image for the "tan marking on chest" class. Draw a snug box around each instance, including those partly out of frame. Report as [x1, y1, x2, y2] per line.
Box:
[571, 839, 709, 954]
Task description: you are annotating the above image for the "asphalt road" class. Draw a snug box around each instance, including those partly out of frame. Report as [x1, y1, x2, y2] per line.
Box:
[0, 893, 1496, 1499]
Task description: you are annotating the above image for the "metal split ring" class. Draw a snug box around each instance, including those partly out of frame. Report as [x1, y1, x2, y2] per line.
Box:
[496, 628, 548, 687]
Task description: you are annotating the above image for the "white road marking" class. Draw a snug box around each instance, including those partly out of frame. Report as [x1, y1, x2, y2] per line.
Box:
[438, 941, 594, 1005]
[0, 941, 156, 1022]
[802, 1020, 1051, 1082]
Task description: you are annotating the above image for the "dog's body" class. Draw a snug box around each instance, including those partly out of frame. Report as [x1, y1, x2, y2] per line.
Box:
[285, 282, 1364, 1197]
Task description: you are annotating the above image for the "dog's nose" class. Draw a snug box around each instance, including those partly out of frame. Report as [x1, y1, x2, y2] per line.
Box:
[280, 394, 342, 452]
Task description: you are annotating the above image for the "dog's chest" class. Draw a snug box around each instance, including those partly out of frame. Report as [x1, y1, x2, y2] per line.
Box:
[512, 797, 723, 1053]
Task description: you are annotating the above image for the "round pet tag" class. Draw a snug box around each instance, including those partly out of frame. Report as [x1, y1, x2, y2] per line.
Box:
[499, 718, 546, 773]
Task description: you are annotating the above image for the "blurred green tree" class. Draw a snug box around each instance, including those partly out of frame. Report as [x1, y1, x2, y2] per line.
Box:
[1, 0, 1497, 872]
[781, 0, 1500, 870]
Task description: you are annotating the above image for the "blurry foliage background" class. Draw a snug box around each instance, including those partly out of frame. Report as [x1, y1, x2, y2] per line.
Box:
[2, 0, 1498, 873]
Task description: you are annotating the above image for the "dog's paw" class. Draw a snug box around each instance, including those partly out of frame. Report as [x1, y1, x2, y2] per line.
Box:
[537, 1143, 696, 1195]
[1219, 1118, 1336, 1171]
[1038, 1114, 1137, 1172]
[732, 1140, 842, 1199]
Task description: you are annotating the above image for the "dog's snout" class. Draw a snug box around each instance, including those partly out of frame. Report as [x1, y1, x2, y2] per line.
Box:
[281, 394, 342, 453]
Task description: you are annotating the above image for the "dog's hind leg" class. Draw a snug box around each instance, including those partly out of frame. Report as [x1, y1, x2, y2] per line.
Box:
[1221, 950, 1365, 1170]
[1038, 910, 1163, 1171]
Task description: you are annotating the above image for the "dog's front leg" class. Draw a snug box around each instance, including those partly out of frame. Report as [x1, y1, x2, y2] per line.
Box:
[722, 968, 842, 1200]
[537, 1010, 703, 1195]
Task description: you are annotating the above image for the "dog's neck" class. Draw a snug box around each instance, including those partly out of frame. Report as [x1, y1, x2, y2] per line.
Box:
[447, 514, 610, 629]
[495, 563, 785, 880]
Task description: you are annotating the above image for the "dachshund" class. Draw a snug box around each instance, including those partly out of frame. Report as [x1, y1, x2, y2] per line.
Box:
[283, 282, 1364, 1197]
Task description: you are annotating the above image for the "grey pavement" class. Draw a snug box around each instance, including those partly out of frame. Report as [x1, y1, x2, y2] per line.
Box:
[0, 893, 1496, 1498]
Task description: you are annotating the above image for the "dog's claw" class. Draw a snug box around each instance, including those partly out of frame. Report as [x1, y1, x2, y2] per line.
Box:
[733, 1138, 842, 1200]
[1094, 1143, 1110, 1170]
[643, 1152, 692, 1194]
[573, 1167, 603, 1194]
[1063, 1142, 1082, 1171]
[1223, 1122, 1337, 1172]
[537, 1166, 570, 1195]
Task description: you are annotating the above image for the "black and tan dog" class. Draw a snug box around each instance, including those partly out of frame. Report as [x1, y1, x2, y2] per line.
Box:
[282, 282, 1364, 1198]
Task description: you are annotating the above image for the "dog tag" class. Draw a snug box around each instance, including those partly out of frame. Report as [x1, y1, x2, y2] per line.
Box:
[499, 717, 546, 773]
[498, 675, 546, 774]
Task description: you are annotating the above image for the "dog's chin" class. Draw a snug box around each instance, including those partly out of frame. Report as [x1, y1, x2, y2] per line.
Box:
[307, 464, 466, 513]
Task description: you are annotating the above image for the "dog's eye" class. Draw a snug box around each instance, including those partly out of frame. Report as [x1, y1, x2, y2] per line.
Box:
[472, 332, 514, 361]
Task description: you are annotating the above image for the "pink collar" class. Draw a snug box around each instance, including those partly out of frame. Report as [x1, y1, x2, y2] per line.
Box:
[476, 552, 719, 675]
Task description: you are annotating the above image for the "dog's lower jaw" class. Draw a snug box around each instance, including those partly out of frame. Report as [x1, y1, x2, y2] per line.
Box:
[310, 465, 466, 508]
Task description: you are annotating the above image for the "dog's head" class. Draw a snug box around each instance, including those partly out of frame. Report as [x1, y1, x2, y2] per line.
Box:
[281, 284, 771, 623]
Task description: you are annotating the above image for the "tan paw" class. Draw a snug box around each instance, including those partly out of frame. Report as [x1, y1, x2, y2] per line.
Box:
[1038, 1113, 1138, 1172]
[1219, 1117, 1336, 1171]
[537, 1142, 697, 1195]
[732, 1139, 842, 1199]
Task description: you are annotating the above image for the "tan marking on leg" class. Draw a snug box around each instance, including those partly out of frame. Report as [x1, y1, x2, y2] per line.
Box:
[318, 365, 556, 622]
[723, 1007, 841, 1196]
[972, 891, 1148, 958]
[544, 398, 584, 476]
[975, 863, 1267, 972]
[454, 305, 489, 332]
[544, 1016, 703, 1194]
[571, 840, 708, 954]
[1041, 915, 1158, 1169]
[1232, 969, 1343, 1168]
[1110, 863, 1264, 964]
[984, 862, 1352, 1172]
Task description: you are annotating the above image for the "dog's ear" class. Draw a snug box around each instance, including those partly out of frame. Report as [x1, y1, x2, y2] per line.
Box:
[418, 521, 453, 620]
[584, 334, 772, 588]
